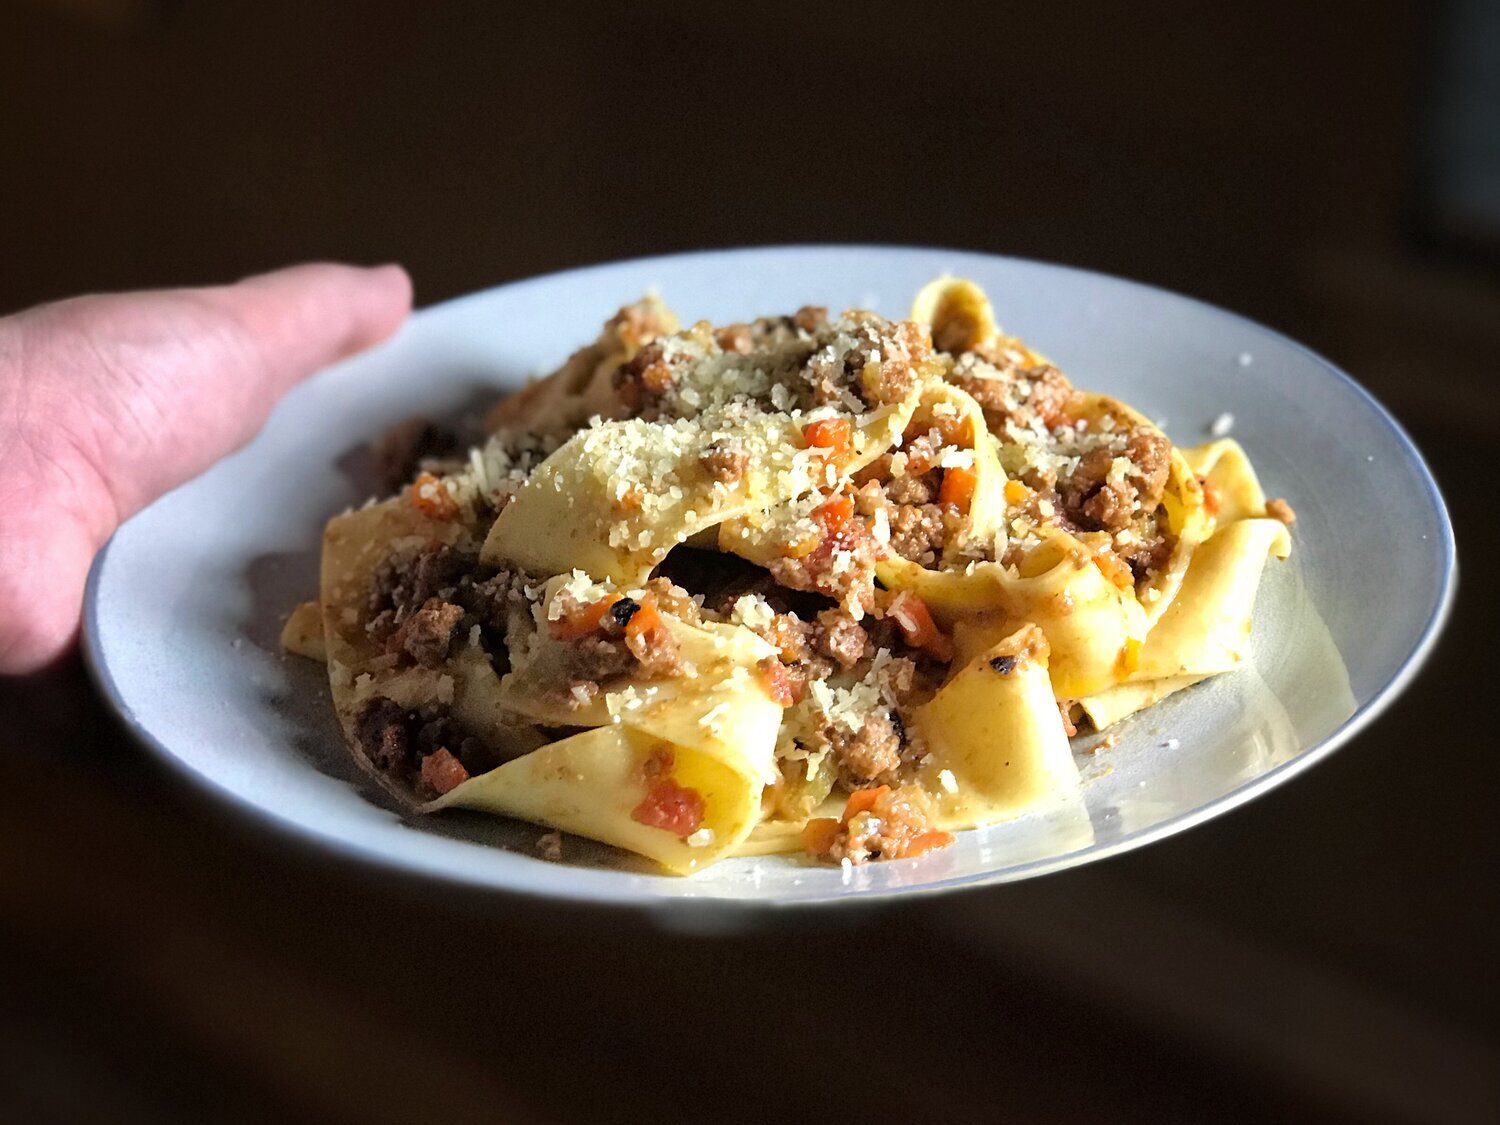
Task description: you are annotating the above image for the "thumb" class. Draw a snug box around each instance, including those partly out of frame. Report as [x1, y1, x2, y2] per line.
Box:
[202, 262, 415, 401]
[26, 262, 413, 526]
[0, 262, 412, 674]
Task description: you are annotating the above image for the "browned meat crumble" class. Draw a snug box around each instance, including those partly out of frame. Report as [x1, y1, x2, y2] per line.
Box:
[1265, 497, 1296, 524]
[370, 415, 462, 492]
[352, 696, 496, 796]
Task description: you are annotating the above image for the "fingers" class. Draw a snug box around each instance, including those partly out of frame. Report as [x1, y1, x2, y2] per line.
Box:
[0, 262, 414, 675]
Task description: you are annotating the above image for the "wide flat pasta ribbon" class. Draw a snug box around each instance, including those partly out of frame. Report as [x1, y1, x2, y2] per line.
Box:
[1183, 438, 1271, 527]
[913, 625, 1082, 831]
[482, 397, 917, 585]
[878, 533, 1149, 701]
[426, 652, 783, 873]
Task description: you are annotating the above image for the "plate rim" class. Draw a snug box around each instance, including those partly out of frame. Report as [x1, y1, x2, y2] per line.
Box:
[80, 243, 1458, 909]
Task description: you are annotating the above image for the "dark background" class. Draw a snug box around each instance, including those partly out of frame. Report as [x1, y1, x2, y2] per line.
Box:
[2, 1, 1496, 1122]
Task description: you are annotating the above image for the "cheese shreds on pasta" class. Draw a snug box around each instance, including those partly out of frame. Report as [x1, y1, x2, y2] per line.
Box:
[291, 278, 1291, 875]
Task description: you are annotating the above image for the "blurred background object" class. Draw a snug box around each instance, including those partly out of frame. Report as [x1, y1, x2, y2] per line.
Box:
[1, 1, 1496, 1121]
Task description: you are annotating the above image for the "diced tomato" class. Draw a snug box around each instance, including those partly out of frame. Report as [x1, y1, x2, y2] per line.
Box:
[803, 417, 854, 467]
[938, 465, 978, 510]
[757, 658, 796, 707]
[410, 472, 459, 520]
[841, 784, 891, 824]
[550, 595, 617, 640]
[802, 817, 841, 855]
[631, 778, 705, 838]
[903, 829, 954, 857]
[887, 591, 955, 662]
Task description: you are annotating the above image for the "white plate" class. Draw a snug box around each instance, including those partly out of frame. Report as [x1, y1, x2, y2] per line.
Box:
[83, 246, 1455, 908]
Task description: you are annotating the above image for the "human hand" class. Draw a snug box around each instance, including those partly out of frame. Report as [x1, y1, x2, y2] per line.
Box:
[0, 263, 412, 674]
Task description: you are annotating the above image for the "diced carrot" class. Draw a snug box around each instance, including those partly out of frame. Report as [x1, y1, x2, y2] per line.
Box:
[640, 360, 674, 395]
[841, 784, 891, 824]
[623, 595, 661, 641]
[1003, 479, 1030, 505]
[939, 465, 978, 510]
[802, 817, 841, 855]
[904, 829, 954, 857]
[1200, 477, 1222, 516]
[411, 472, 459, 520]
[888, 591, 955, 662]
[813, 494, 855, 534]
[550, 595, 617, 640]
[803, 417, 854, 467]
[932, 411, 973, 447]
[757, 658, 796, 707]
[1092, 549, 1135, 590]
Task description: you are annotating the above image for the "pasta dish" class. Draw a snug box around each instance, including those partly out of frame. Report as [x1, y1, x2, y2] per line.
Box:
[283, 279, 1294, 874]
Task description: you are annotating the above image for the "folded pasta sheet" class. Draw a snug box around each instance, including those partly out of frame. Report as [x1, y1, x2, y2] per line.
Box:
[291, 279, 1295, 873]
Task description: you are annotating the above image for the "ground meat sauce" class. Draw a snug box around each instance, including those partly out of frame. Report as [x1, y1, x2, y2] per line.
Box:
[830, 710, 905, 789]
[700, 438, 749, 484]
[813, 607, 870, 670]
[804, 784, 952, 865]
[389, 598, 466, 668]
[366, 545, 526, 671]
[549, 588, 690, 688]
[614, 341, 680, 419]
[883, 471, 938, 506]
[887, 504, 951, 565]
[1060, 429, 1171, 535]
[317, 288, 1290, 873]
[766, 496, 880, 614]
[618, 306, 934, 421]
[352, 696, 498, 796]
[1052, 426, 1177, 582]
[953, 362, 1078, 432]
[843, 316, 930, 407]
[1265, 497, 1297, 524]
[777, 613, 934, 792]
[369, 415, 462, 493]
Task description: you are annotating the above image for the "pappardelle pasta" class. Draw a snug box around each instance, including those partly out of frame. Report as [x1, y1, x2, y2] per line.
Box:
[286, 279, 1294, 874]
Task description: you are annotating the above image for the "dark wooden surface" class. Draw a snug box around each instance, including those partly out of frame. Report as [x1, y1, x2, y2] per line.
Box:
[2, 2, 1498, 1120]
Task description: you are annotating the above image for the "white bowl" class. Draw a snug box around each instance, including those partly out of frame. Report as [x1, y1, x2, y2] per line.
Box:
[83, 246, 1455, 909]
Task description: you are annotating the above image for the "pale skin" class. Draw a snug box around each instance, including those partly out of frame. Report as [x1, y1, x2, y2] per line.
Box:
[0, 263, 413, 675]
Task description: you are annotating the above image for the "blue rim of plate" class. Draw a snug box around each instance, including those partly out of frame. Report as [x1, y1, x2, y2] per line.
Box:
[80, 244, 1458, 910]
